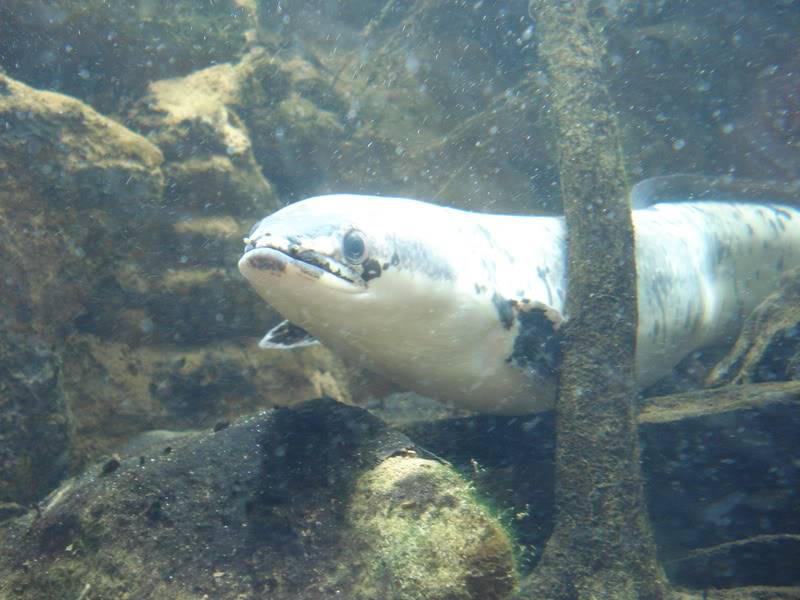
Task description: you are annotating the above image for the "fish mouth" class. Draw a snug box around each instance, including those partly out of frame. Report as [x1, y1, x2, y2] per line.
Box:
[239, 245, 365, 293]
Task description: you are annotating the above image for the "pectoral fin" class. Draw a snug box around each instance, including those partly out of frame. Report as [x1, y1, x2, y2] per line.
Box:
[258, 320, 319, 349]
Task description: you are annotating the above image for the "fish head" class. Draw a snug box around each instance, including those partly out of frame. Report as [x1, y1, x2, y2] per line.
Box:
[239, 194, 460, 347]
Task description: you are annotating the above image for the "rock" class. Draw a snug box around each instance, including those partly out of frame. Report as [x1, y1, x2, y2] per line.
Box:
[58, 333, 350, 469]
[0, 74, 352, 488]
[129, 47, 354, 204]
[130, 50, 281, 217]
[254, 2, 561, 212]
[0, 72, 164, 337]
[0, 328, 72, 505]
[708, 269, 800, 385]
[245, 92, 346, 195]
[401, 412, 557, 569]
[0, 0, 257, 113]
[0, 399, 515, 600]
[0, 73, 163, 208]
[402, 381, 800, 590]
[76, 264, 276, 346]
[700, 587, 800, 600]
[348, 455, 515, 600]
[0, 73, 164, 503]
[639, 382, 800, 588]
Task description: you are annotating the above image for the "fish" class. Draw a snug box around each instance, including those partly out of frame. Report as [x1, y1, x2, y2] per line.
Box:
[238, 176, 800, 415]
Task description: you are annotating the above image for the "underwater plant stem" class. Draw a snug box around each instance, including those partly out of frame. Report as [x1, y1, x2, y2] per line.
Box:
[517, 1, 671, 598]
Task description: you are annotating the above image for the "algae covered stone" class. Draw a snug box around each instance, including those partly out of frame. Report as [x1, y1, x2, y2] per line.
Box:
[347, 455, 516, 600]
[0, 400, 515, 600]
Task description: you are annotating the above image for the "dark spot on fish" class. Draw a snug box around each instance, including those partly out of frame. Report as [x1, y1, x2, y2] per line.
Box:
[537, 266, 554, 306]
[507, 307, 561, 377]
[774, 207, 792, 220]
[392, 237, 454, 281]
[492, 292, 515, 330]
[362, 258, 382, 282]
[714, 242, 731, 266]
[249, 254, 286, 272]
[474, 283, 487, 295]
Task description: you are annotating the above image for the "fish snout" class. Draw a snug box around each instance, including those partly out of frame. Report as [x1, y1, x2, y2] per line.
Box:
[242, 231, 285, 256]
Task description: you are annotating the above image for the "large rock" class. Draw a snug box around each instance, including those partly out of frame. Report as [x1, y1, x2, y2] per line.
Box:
[0, 73, 164, 337]
[0, 74, 347, 503]
[640, 383, 800, 588]
[0, 74, 164, 504]
[129, 47, 353, 207]
[130, 49, 282, 217]
[0, 0, 257, 113]
[0, 400, 515, 600]
[403, 382, 800, 592]
[59, 333, 350, 467]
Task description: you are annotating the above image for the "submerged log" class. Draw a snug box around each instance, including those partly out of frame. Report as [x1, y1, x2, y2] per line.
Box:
[517, 0, 669, 597]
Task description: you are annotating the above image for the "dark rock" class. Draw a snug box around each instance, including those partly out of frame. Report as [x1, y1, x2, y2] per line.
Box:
[0, 399, 515, 600]
[640, 383, 800, 587]
[403, 382, 800, 590]
[709, 269, 800, 385]
[0, 327, 72, 504]
[0, 73, 164, 339]
[0, 0, 257, 113]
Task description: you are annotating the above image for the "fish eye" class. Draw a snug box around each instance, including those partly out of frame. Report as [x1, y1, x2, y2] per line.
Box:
[342, 229, 368, 264]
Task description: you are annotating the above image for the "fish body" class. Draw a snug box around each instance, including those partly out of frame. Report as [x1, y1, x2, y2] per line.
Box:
[239, 179, 800, 414]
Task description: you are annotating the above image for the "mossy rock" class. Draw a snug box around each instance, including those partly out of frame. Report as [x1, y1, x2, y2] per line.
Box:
[0, 400, 516, 600]
[347, 455, 516, 600]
